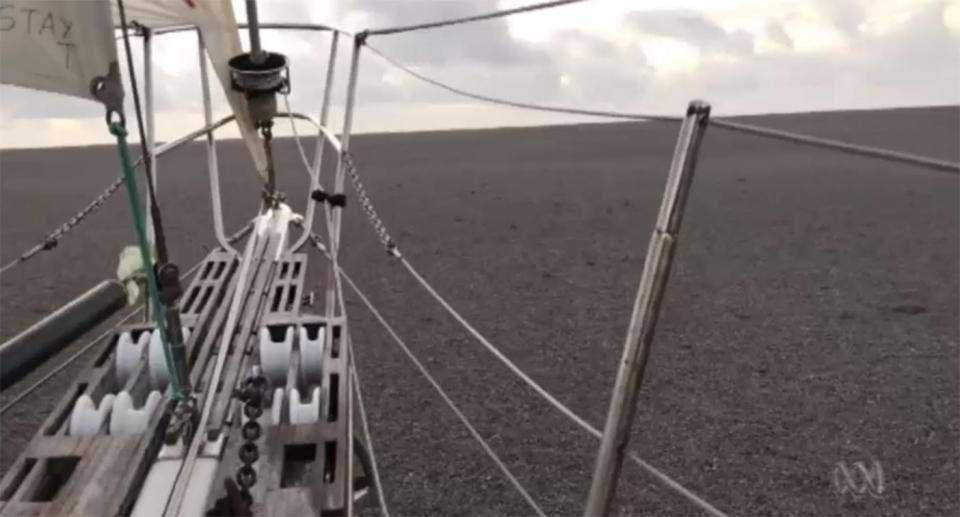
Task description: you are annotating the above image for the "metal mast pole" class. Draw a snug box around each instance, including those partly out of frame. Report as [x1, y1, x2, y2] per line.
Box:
[325, 34, 362, 318]
[245, 0, 264, 63]
[584, 100, 711, 516]
[143, 28, 156, 321]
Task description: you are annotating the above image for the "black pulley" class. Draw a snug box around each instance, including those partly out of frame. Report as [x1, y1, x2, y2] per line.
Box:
[0, 280, 125, 390]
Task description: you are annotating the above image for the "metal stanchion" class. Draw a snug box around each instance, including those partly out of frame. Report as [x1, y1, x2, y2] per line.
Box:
[585, 100, 711, 516]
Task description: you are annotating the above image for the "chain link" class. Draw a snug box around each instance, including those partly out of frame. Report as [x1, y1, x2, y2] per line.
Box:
[341, 153, 399, 256]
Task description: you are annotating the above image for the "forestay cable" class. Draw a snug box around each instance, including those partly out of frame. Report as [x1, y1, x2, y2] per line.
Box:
[366, 0, 587, 36]
[363, 43, 959, 175]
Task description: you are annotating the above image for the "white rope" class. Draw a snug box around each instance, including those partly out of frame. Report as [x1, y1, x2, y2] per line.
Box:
[351, 364, 391, 517]
[395, 256, 730, 517]
[365, 0, 587, 36]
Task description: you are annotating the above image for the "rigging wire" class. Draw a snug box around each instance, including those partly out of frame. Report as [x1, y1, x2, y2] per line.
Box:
[115, 0, 174, 262]
[363, 43, 960, 175]
[366, 0, 587, 36]
[304, 235, 546, 517]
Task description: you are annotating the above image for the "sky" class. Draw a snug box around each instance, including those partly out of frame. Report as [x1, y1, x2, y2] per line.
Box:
[0, 0, 958, 148]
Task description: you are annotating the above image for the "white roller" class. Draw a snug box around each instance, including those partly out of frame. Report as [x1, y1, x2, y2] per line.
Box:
[270, 387, 284, 426]
[288, 387, 321, 425]
[258, 326, 293, 387]
[298, 325, 325, 385]
[115, 330, 150, 386]
[110, 390, 163, 435]
[149, 327, 190, 391]
[69, 393, 115, 436]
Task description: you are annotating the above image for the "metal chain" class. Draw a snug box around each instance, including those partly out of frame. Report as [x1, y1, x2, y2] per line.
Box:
[0, 175, 125, 276]
[341, 153, 399, 256]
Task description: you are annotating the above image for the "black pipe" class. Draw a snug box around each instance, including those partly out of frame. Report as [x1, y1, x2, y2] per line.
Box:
[0, 280, 126, 390]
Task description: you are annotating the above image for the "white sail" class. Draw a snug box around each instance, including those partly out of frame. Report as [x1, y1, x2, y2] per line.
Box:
[0, 0, 118, 102]
[115, 0, 269, 180]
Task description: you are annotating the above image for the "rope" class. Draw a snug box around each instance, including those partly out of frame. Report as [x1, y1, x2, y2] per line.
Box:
[366, 0, 586, 36]
[109, 121, 183, 399]
[363, 43, 960, 175]
[351, 363, 391, 517]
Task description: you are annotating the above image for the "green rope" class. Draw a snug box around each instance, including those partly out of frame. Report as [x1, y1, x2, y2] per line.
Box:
[109, 121, 183, 399]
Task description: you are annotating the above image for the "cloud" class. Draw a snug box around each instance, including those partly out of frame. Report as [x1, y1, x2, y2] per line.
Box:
[765, 21, 793, 48]
[337, 0, 549, 67]
[625, 9, 755, 56]
[1, 0, 958, 149]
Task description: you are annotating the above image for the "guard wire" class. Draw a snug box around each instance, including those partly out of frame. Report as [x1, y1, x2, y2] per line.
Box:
[366, 0, 587, 36]
[363, 43, 680, 123]
[364, 43, 959, 175]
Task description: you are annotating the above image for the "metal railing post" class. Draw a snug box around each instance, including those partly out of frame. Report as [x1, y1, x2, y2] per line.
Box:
[584, 100, 711, 516]
[323, 33, 364, 517]
[325, 34, 362, 318]
[197, 31, 237, 255]
[290, 30, 340, 251]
